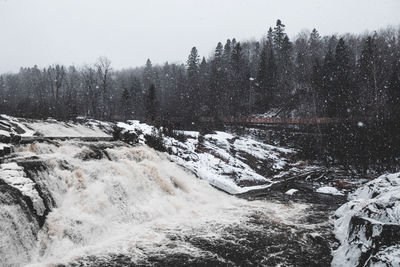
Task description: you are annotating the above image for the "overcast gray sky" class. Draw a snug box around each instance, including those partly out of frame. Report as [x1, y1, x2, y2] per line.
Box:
[0, 0, 399, 73]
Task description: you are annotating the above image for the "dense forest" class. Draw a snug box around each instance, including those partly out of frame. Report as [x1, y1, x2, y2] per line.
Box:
[1, 19, 399, 122]
[1, 20, 400, 170]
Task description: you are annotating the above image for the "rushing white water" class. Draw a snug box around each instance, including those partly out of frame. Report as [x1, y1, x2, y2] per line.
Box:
[0, 194, 40, 266]
[1, 141, 309, 266]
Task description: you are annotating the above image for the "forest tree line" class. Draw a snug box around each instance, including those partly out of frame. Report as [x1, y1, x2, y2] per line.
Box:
[0, 20, 399, 125]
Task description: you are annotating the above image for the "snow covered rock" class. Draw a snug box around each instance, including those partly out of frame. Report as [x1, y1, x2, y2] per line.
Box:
[285, 189, 298, 195]
[332, 172, 400, 267]
[0, 114, 35, 139]
[316, 186, 344, 196]
[0, 162, 45, 216]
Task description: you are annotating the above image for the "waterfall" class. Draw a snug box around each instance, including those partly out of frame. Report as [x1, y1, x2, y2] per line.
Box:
[1, 141, 259, 266]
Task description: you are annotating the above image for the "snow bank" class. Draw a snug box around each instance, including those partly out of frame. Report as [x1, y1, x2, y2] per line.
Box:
[332, 172, 400, 266]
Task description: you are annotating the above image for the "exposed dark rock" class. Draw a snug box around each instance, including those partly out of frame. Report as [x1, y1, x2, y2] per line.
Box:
[0, 145, 12, 158]
[144, 133, 166, 152]
[17, 160, 48, 173]
[10, 133, 22, 144]
[113, 126, 139, 144]
[0, 134, 11, 143]
[75, 145, 112, 161]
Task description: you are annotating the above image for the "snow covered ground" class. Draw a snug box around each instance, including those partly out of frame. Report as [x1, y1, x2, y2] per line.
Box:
[332, 172, 400, 266]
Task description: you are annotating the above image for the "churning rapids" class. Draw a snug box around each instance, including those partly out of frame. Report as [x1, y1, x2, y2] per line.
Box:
[1, 140, 337, 266]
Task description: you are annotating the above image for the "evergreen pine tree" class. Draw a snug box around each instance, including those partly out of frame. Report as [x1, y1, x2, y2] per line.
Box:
[308, 28, 323, 67]
[279, 35, 293, 100]
[143, 59, 153, 91]
[358, 35, 378, 116]
[210, 42, 224, 116]
[267, 27, 274, 46]
[335, 38, 353, 117]
[120, 87, 130, 120]
[223, 39, 232, 66]
[186, 47, 200, 119]
[273, 19, 287, 50]
[322, 47, 336, 117]
[199, 57, 210, 116]
[265, 47, 277, 104]
[387, 62, 400, 120]
[146, 84, 158, 122]
[231, 42, 245, 115]
[256, 45, 269, 111]
[130, 76, 143, 118]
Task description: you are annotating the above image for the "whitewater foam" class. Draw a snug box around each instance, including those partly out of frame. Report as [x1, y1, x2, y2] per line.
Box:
[0, 141, 310, 266]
